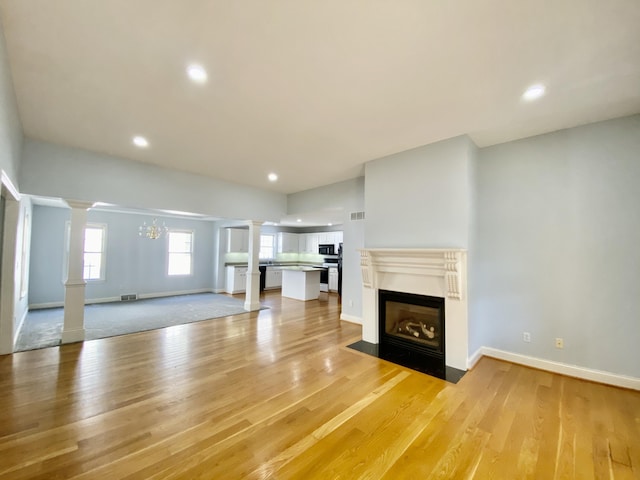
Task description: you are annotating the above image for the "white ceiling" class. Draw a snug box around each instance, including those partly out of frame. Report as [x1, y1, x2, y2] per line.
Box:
[1, 1, 639, 196]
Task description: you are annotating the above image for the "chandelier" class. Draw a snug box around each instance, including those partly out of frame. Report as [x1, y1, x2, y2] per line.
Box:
[138, 218, 168, 240]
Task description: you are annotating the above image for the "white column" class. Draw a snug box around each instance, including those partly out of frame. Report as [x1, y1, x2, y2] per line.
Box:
[361, 286, 379, 343]
[61, 200, 92, 344]
[244, 220, 262, 311]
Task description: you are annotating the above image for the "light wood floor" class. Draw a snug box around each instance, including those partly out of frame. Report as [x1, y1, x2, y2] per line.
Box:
[0, 291, 638, 479]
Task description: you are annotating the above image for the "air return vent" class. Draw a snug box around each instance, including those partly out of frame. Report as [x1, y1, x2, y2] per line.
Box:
[350, 211, 365, 221]
[120, 294, 138, 301]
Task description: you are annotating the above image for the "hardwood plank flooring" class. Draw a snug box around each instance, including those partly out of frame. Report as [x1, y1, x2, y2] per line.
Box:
[1, 291, 639, 479]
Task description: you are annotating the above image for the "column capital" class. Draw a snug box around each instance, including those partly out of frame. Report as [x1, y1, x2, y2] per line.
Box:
[244, 220, 264, 228]
[65, 199, 94, 210]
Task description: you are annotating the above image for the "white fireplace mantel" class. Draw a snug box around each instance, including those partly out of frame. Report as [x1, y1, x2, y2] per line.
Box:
[360, 248, 468, 371]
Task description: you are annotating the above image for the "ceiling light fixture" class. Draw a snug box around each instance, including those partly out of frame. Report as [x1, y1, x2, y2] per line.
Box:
[187, 64, 208, 83]
[296, 218, 302, 223]
[268, 173, 278, 182]
[133, 136, 149, 148]
[522, 84, 546, 101]
[138, 217, 168, 240]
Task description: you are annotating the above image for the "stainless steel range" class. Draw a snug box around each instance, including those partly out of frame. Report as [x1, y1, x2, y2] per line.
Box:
[321, 257, 339, 292]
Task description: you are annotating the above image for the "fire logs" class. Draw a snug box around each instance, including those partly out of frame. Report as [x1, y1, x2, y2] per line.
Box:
[393, 317, 437, 341]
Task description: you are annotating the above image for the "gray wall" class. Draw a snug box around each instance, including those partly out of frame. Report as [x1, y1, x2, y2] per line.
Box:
[20, 139, 287, 223]
[288, 177, 365, 320]
[0, 22, 29, 352]
[29, 206, 215, 305]
[364, 135, 475, 248]
[28, 206, 66, 304]
[473, 115, 640, 377]
[288, 177, 363, 217]
[0, 22, 22, 184]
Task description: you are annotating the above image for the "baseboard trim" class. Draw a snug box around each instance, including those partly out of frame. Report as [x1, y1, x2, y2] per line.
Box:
[466, 347, 484, 370]
[340, 313, 362, 325]
[13, 307, 28, 348]
[480, 347, 640, 391]
[29, 289, 216, 310]
[137, 289, 213, 300]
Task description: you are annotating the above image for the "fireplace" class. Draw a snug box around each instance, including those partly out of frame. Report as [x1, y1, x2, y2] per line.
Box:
[358, 248, 468, 376]
[379, 289, 445, 377]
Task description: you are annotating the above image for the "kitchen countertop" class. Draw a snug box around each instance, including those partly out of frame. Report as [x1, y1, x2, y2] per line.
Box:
[279, 266, 323, 272]
[225, 263, 323, 268]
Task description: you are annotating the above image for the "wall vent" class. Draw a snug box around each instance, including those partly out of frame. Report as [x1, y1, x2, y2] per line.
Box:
[350, 211, 366, 221]
[120, 294, 138, 301]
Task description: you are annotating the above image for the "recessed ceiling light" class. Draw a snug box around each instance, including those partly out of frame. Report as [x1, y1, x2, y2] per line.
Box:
[522, 84, 546, 101]
[133, 136, 149, 148]
[328, 223, 332, 226]
[268, 173, 278, 182]
[187, 64, 207, 83]
[296, 218, 302, 223]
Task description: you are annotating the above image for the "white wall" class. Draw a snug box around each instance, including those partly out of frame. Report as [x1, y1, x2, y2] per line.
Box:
[364, 135, 475, 249]
[20, 139, 287, 223]
[29, 206, 215, 306]
[473, 114, 640, 378]
[288, 177, 365, 321]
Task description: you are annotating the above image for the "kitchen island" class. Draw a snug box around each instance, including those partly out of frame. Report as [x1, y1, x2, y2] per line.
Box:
[280, 266, 322, 301]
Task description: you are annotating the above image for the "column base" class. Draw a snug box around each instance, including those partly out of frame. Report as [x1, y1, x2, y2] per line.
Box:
[61, 328, 85, 344]
[244, 301, 261, 312]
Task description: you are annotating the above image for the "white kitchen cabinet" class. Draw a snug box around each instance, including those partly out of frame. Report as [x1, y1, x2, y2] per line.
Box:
[298, 233, 318, 254]
[225, 266, 247, 293]
[265, 266, 283, 289]
[333, 231, 343, 249]
[307, 234, 319, 254]
[328, 267, 339, 292]
[226, 228, 249, 253]
[323, 231, 343, 250]
[297, 234, 307, 253]
[277, 232, 298, 254]
[296, 231, 342, 255]
[300, 233, 311, 253]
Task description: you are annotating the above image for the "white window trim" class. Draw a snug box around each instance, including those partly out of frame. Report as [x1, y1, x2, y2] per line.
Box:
[63, 222, 107, 283]
[19, 211, 30, 298]
[167, 229, 194, 277]
[259, 233, 276, 260]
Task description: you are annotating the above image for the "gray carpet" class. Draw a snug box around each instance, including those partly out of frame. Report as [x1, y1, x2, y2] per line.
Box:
[16, 293, 255, 352]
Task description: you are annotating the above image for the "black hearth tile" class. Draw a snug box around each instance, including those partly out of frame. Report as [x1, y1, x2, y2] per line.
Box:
[346, 340, 466, 384]
[346, 340, 379, 356]
[445, 366, 466, 384]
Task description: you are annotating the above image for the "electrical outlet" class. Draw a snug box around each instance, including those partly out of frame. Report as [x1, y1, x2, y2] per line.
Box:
[555, 337, 564, 349]
[523, 332, 531, 343]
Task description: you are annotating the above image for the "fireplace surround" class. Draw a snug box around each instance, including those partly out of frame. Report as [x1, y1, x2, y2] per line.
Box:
[359, 248, 468, 372]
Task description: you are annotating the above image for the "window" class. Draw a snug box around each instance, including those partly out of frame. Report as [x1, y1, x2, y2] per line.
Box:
[63, 222, 107, 281]
[83, 225, 106, 280]
[259, 234, 275, 259]
[168, 230, 193, 276]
